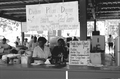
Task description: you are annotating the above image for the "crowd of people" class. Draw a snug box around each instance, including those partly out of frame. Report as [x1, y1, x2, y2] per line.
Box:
[0, 35, 79, 65]
[0, 34, 117, 66]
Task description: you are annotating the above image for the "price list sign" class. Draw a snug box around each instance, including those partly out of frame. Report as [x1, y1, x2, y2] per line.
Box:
[69, 41, 90, 65]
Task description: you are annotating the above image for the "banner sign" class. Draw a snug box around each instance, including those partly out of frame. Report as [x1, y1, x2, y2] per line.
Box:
[69, 41, 90, 65]
[26, 1, 79, 31]
[21, 22, 27, 32]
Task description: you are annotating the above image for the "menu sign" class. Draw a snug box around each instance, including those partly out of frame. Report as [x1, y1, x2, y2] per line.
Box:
[69, 41, 90, 65]
[26, 1, 79, 31]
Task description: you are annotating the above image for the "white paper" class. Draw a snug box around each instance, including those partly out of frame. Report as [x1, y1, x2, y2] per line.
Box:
[26, 1, 79, 31]
[69, 41, 90, 65]
[45, 59, 51, 64]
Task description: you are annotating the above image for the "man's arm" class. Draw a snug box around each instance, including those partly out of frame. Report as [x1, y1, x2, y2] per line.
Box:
[32, 57, 46, 62]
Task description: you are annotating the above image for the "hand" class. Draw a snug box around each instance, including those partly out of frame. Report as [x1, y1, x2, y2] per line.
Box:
[58, 54, 62, 57]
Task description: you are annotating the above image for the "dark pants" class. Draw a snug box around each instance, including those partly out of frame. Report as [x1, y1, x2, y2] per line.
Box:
[108, 42, 113, 50]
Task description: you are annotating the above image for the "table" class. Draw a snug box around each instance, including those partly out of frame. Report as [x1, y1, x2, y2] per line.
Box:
[0, 64, 120, 79]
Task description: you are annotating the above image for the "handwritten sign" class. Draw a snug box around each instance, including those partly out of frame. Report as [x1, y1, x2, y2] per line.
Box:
[26, 1, 79, 31]
[69, 41, 90, 65]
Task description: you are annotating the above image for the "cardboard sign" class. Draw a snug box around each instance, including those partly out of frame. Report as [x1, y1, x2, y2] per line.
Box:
[69, 41, 90, 65]
[69, 56, 90, 65]
[26, 1, 79, 31]
[91, 35, 105, 51]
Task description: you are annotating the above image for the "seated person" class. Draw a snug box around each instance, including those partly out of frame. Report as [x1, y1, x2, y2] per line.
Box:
[51, 38, 69, 64]
[32, 37, 51, 64]
[0, 38, 11, 54]
[0, 38, 20, 63]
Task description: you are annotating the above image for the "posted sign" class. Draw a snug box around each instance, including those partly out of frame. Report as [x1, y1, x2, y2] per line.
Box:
[26, 1, 79, 31]
[69, 41, 90, 65]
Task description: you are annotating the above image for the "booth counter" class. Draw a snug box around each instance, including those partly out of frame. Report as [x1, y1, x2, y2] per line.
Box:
[0, 64, 120, 79]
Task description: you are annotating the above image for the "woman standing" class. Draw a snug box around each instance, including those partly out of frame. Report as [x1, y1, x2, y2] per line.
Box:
[32, 37, 51, 64]
[51, 38, 69, 64]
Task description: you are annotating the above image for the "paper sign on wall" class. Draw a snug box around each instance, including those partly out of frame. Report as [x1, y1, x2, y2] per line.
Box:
[26, 1, 79, 31]
[21, 22, 27, 32]
[69, 41, 90, 65]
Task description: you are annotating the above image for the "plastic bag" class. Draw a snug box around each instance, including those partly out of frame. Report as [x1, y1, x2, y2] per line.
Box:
[45, 59, 51, 64]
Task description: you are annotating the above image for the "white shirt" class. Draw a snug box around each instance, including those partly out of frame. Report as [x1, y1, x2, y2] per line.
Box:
[108, 37, 114, 43]
[33, 46, 51, 59]
[31, 42, 38, 50]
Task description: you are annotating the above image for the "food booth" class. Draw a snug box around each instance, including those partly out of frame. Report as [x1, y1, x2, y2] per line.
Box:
[0, 1, 120, 79]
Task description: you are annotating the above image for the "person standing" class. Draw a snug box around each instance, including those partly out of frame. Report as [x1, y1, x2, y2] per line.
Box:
[28, 36, 38, 51]
[29, 35, 34, 44]
[51, 38, 69, 64]
[15, 36, 20, 46]
[23, 38, 29, 48]
[107, 34, 114, 53]
[32, 37, 51, 64]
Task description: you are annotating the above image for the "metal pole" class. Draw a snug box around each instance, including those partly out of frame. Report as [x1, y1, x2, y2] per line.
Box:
[94, 19, 96, 31]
